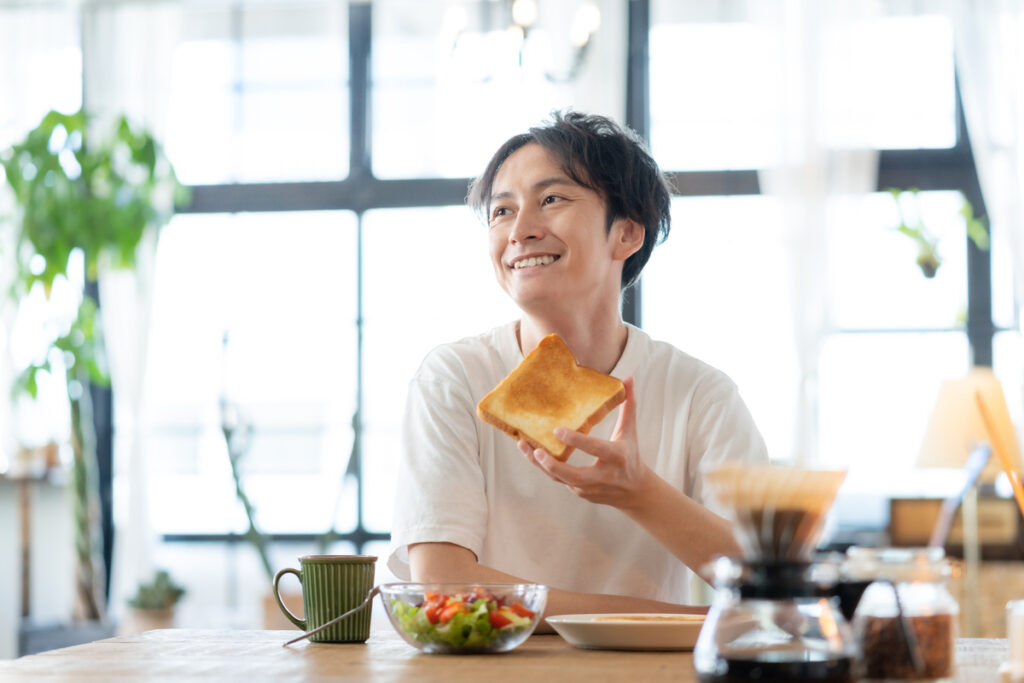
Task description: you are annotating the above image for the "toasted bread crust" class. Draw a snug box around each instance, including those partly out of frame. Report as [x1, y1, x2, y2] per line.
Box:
[476, 334, 626, 461]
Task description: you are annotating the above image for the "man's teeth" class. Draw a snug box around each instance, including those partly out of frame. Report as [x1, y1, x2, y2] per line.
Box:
[513, 255, 557, 269]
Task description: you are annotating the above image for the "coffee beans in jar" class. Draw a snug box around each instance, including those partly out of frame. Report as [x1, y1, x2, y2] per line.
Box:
[859, 612, 954, 679]
[847, 547, 958, 682]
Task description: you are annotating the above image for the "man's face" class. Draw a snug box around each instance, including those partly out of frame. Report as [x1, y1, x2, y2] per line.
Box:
[487, 143, 631, 315]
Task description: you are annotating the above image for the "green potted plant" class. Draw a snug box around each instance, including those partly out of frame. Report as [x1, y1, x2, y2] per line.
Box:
[122, 569, 186, 633]
[1, 108, 187, 624]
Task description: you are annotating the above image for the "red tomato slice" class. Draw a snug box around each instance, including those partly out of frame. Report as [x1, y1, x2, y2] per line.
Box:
[509, 602, 535, 619]
[423, 602, 443, 624]
[439, 602, 467, 624]
[488, 610, 514, 629]
[421, 592, 449, 624]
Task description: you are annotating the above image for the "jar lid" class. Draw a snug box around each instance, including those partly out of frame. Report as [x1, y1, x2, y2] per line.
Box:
[844, 546, 951, 583]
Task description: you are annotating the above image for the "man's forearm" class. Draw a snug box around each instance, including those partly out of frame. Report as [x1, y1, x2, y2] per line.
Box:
[620, 469, 741, 582]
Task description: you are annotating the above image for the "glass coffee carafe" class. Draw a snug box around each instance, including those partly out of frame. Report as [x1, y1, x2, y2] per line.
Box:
[694, 466, 860, 682]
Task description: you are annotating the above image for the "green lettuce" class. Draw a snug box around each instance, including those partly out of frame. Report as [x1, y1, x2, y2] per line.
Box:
[390, 597, 532, 651]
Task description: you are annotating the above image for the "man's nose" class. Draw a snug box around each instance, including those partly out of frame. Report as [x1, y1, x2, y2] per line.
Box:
[509, 206, 543, 243]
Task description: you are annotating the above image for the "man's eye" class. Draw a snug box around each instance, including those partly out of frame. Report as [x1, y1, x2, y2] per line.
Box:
[542, 195, 561, 205]
[491, 207, 510, 221]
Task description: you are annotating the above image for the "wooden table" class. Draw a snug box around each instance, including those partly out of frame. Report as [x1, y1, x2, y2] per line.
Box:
[0, 628, 1011, 681]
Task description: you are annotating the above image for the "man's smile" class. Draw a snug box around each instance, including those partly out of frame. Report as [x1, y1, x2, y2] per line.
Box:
[510, 254, 560, 270]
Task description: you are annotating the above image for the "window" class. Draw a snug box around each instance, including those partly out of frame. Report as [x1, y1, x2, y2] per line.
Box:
[360, 206, 520, 532]
[0, 6, 81, 151]
[371, 0, 624, 178]
[646, 4, 1009, 529]
[166, 2, 350, 184]
[649, 6, 957, 171]
[144, 211, 359, 536]
[641, 195, 798, 459]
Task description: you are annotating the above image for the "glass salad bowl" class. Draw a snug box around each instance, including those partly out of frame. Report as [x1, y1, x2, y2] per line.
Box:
[379, 582, 548, 654]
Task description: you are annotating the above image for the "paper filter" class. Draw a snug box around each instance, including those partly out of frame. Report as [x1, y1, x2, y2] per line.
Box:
[705, 465, 847, 562]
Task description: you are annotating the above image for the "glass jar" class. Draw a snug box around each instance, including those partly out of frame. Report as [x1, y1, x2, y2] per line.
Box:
[847, 547, 959, 682]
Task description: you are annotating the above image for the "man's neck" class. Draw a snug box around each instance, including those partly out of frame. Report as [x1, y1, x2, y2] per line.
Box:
[518, 307, 629, 375]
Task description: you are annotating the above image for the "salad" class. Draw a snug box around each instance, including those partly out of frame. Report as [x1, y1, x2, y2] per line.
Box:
[389, 587, 538, 651]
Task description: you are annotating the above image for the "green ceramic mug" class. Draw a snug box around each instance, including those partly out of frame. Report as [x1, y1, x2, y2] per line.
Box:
[273, 554, 377, 643]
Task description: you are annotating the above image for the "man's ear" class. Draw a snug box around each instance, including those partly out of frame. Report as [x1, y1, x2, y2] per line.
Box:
[612, 218, 645, 261]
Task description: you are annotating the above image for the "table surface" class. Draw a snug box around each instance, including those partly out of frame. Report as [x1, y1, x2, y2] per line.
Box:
[0, 628, 1011, 682]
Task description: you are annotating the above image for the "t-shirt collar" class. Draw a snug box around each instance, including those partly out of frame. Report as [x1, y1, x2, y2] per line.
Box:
[505, 319, 641, 379]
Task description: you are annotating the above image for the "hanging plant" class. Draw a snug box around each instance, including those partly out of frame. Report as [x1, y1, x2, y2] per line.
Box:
[887, 187, 989, 279]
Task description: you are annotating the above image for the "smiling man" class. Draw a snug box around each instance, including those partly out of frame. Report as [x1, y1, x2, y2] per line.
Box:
[387, 112, 768, 624]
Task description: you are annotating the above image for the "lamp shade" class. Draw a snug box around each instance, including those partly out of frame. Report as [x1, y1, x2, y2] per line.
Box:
[917, 367, 1024, 480]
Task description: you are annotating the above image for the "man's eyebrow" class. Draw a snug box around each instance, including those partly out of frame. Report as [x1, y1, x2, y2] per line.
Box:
[489, 176, 578, 204]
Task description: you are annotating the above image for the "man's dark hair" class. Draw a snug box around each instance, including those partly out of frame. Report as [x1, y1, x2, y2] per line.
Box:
[468, 110, 673, 290]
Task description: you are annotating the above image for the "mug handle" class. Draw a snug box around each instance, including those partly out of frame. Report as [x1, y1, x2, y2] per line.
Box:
[273, 567, 306, 630]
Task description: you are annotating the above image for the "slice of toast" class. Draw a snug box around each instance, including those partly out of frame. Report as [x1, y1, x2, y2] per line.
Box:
[476, 334, 626, 461]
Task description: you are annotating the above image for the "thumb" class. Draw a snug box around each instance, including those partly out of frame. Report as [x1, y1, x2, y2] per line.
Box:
[611, 376, 637, 441]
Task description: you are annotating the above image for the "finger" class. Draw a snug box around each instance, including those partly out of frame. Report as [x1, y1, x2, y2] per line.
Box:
[567, 485, 588, 499]
[520, 443, 566, 480]
[520, 441, 549, 471]
[531, 447, 594, 487]
[519, 441, 538, 467]
[611, 376, 637, 442]
[554, 427, 622, 462]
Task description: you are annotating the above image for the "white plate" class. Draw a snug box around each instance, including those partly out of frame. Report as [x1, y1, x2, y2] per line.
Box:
[546, 613, 706, 651]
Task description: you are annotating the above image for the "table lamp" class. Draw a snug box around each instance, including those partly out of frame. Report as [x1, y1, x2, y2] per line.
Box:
[918, 367, 1023, 479]
[917, 367, 1024, 636]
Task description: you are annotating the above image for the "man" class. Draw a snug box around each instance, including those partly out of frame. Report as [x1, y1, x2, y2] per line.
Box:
[387, 111, 767, 622]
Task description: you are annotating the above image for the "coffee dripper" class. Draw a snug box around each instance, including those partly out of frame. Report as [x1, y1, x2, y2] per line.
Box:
[693, 466, 859, 683]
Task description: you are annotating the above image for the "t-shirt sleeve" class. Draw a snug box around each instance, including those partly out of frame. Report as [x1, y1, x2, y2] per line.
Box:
[386, 358, 489, 580]
[684, 373, 769, 515]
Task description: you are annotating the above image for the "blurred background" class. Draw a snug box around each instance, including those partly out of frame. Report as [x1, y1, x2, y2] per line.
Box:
[1, 0, 1022, 658]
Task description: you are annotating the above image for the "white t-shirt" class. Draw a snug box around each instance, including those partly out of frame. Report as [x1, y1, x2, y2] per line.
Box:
[387, 321, 768, 604]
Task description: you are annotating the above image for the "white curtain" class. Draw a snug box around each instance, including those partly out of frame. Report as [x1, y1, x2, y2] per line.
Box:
[0, 273, 14, 474]
[0, 154, 15, 471]
[82, 2, 183, 619]
[0, 6, 82, 477]
[753, 0, 881, 463]
[0, 5, 88, 651]
[97, 232, 161, 622]
[952, 1, 1024, 338]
